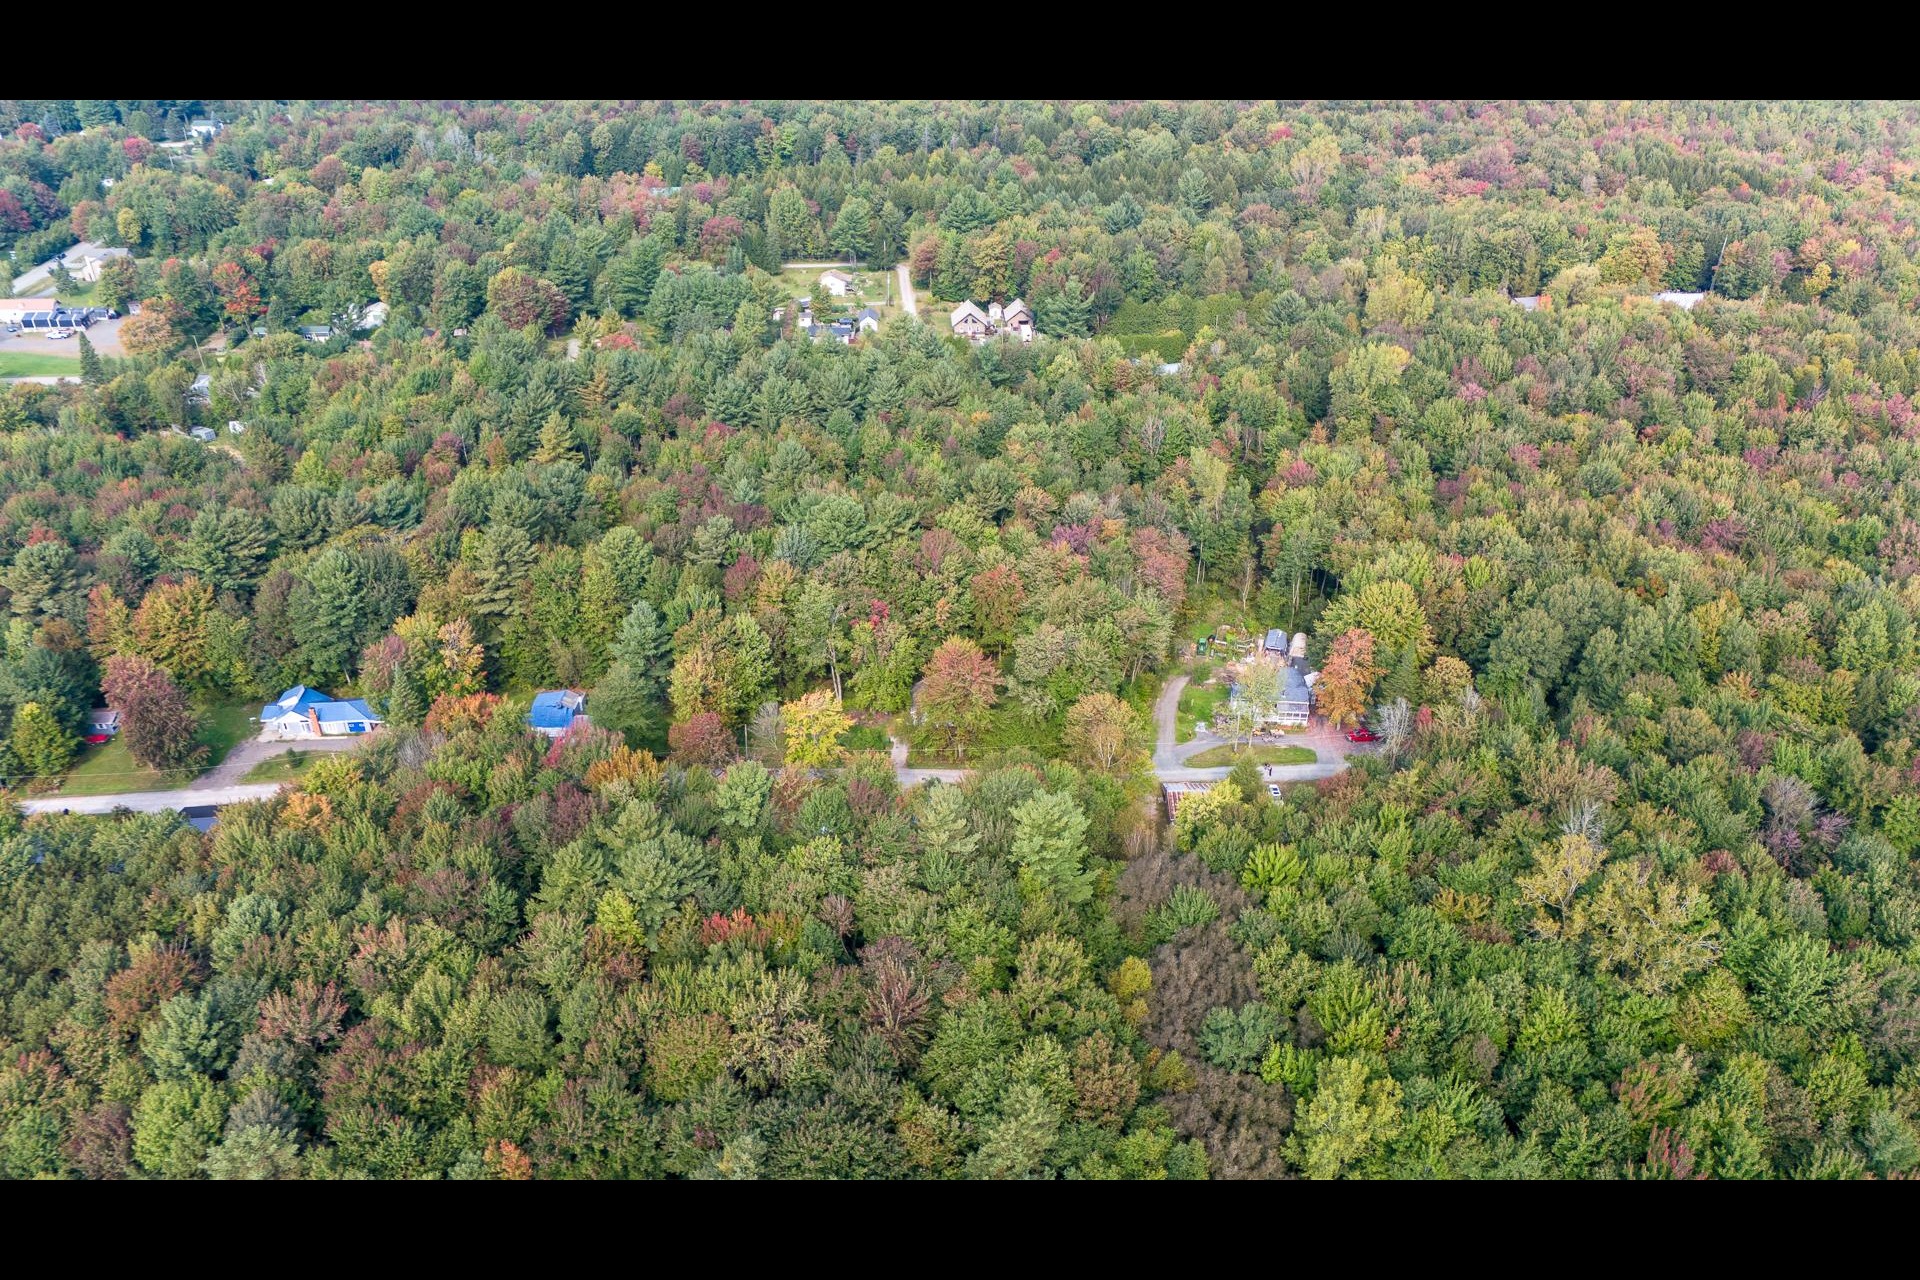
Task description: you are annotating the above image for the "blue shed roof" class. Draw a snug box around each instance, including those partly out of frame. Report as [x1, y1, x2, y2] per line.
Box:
[529, 690, 585, 729]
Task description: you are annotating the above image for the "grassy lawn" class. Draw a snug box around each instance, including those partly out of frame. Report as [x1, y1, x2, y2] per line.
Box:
[1183, 744, 1318, 768]
[54, 697, 257, 797]
[241, 749, 322, 784]
[56, 736, 196, 795]
[0, 350, 82, 377]
[1177, 680, 1229, 744]
[777, 266, 904, 321]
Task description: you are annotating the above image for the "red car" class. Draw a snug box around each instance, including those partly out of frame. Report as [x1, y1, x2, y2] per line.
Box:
[1345, 727, 1378, 743]
[84, 733, 112, 746]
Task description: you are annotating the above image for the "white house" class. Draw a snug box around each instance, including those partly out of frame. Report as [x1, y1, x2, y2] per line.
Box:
[1227, 657, 1315, 728]
[259, 685, 384, 739]
[819, 269, 855, 297]
[1653, 291, 1707, 310]
[353, 301, 389, 331]
[188, 118, 224, 141]
[0, 298, 58, 323]
[63, 246, 130, 284]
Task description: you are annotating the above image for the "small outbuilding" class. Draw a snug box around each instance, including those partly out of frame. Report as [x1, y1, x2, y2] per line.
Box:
[528, 690, 588, 739]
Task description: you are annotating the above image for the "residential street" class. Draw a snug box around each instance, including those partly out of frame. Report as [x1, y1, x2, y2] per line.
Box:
[18, 784, 283, 817]
[19, 670, 1366, 820]
[16, 735, 369, 818]
[9, 241, 111, 295]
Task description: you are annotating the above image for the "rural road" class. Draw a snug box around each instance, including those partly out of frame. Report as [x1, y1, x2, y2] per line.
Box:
[18, 784, 283, 817]
[10, 241, 111, 295]
[16, 735, 368, 818]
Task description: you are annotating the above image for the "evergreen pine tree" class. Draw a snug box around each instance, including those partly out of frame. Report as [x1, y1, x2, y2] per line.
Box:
[78, 332, 103, 384]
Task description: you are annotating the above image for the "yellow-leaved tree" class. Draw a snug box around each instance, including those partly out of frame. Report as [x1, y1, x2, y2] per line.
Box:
[781, 688, 852, 768]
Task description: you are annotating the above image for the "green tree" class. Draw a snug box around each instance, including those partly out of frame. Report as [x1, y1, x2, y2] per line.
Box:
[1009, 789, 1096, 907]
[1287, 1056, 1403, 1179]
[133, 1078, 227, 1179]
[830, 195, 872, 262]
[11, 701, 77, 775]
[77, 331, 104, 384]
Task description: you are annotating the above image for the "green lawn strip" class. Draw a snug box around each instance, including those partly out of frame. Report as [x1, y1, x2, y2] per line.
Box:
[54, 736, 194, 795]
[1182, 743, 1318, 768]
[0, 351, 83, 377]
[241, 750, 321, 784]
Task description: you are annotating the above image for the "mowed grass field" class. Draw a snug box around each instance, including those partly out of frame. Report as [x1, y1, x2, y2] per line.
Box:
[1177, 679, 1229, 743]
[1182, 744, 1318, 768]
[54, 698, 257, 796]
[777, 266, 902, 318]
[0, 349, 82, 377]
[241, 750, 324, 784]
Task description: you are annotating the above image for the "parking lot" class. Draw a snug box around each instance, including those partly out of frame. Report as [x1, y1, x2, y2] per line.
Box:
[0, 314, 130, 358]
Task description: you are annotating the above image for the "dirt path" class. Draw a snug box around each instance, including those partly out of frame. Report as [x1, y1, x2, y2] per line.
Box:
[895, 265, 918, 317]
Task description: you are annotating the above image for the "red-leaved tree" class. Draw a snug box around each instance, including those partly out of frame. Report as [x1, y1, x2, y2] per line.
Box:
[917, 637, 1001, 758]
[668, 711, 735, 767]
[101, 655, 204, 771]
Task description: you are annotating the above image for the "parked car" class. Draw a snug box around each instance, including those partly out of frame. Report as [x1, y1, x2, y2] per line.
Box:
[84, 733, 112, 746]
[45, 329, 71, 340]
[1345, 727, 1378, 743]
[1267, 783, 1281, 798]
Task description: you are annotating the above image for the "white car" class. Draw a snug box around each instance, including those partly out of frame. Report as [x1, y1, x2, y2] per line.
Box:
[1267, 783, 1281, 798]
[45, 329, 72, 340]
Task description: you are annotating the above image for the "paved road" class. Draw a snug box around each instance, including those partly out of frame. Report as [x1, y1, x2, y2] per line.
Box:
[16, 734, 369, 818]
[10, 241, 110, 295]
[895, 265, 917, 317]
[18, 784, 282, 816]
[1, 375, 81, 386]
[1153, 675, 1188, 769]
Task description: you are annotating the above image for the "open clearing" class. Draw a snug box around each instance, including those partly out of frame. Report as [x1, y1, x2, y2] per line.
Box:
[52, 699, 257, 797]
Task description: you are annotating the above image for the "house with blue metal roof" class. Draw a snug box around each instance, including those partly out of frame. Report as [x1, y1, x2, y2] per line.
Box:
[259, 685, 383, 739]
[528, 690, 587, 739]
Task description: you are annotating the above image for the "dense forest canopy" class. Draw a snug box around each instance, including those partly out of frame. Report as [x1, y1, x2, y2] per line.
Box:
[0, 98, 1917, 1180]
